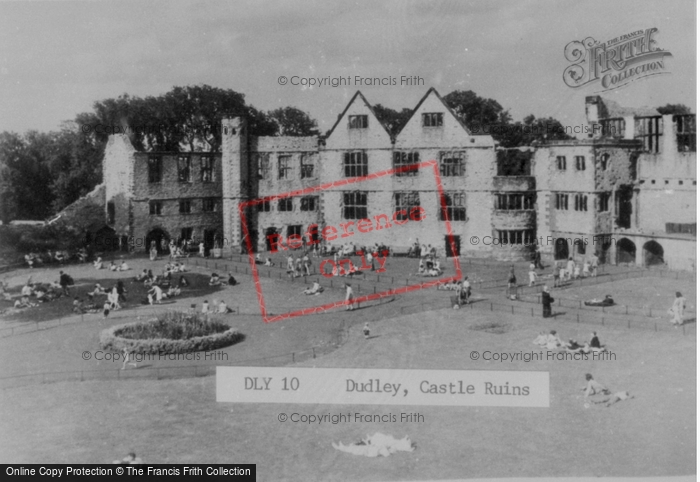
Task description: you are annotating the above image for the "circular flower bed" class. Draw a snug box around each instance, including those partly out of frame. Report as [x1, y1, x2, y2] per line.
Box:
[100, 310, 244, 354]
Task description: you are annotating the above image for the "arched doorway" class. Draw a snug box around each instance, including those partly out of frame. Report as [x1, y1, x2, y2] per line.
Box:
[554, 238, 569, 260]
[643, 240, 664, 266]
[145, 228, 169, 254]
[616, 238, 636, 265]
[597, 238, 612, 264]
[265, 227, 279, 252]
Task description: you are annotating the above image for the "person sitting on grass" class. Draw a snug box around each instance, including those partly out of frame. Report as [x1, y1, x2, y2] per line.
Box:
[119, 260, 129, 271]
[14, 296, 36, 309]
[109, 261, 117, 271]
[166, 285, 181, 298]
[217, 300, 233, 314]
[21, 283, 34, 297]
[90, 283, 108, 297]
[135, 269, 149, 281]
[93, 257, 103, 270]
[546, 330, 564, 350]
[209, 273, 221, 286]
[73, 297, 84, 314]
[178, 275, 189, 288]
[144, 270, 158, 287]
[303, 281, 324, 296]
[227, 274, 238, 286]
[25, 253, 35, 268]
[201, 300, 211, 314]
[532, 331, 547, 346]
[581, 373, 609, 397]
[264, 257, 274, 267]
[580, 332, 606, 354]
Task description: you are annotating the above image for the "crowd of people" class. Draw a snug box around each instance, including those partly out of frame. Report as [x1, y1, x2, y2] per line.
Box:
[24, 249, 87, 268]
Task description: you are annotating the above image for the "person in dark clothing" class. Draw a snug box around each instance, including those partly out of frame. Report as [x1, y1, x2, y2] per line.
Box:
[59, 271, 71, 296]
[116, 280, 127, 302]
[227, 274, 238, 286]
[589, 332, 601, 349]
[542, 285, 553, 318]
[534, 247, 544, 270]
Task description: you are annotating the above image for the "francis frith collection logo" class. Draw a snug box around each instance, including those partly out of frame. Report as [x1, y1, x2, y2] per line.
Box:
[563, 28, 672, 92]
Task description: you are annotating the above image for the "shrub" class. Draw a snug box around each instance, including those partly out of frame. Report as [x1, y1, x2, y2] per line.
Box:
[100, 310, 244, 354]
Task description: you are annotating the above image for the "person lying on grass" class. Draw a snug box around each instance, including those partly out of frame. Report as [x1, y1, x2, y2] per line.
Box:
[303, 281, 324, 295]
[584, 295, 614, 307]
[592, 391, 634, 407]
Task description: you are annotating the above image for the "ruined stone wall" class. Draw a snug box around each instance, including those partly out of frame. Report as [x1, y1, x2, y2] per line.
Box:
[635, 116, 697, 234]
[132, 152, 223, 249]
[103, 134, 136, 236]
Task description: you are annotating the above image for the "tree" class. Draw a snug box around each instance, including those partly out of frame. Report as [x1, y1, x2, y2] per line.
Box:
[0, 131, 55, 221]
[372, 104, 413, 137]
[82, 85, 278, 152]
[498, 115, 573, 148]
[268, 107, 319, 136]
[46, 124, 103, 213]
[657, 104, 692, 115]
[443, 90, 512, 131]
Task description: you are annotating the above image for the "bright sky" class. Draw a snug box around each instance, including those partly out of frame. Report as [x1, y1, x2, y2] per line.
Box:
[0, 0, 695, 134]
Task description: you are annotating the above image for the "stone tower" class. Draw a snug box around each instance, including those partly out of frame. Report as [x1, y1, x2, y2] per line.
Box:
[221, 117, 250, 256]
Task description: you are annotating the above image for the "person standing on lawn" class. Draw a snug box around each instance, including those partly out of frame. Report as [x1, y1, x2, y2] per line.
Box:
[542, 285, 553, 318]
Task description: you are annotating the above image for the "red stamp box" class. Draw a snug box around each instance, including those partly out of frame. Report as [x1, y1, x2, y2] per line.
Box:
[239, 160, 464, 322]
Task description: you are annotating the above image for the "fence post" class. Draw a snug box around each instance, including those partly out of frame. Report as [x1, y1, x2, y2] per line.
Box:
[511, 306, 514, 314]
[628, 319, 630, 329]
[577, 314, 579, 323]
[312, 347, 316, 358]
[292, 352, 295, 363]
[490, 303, 493, 311]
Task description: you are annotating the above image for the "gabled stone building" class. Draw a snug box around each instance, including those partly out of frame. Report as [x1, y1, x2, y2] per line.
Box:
[100, 89, 696, 270]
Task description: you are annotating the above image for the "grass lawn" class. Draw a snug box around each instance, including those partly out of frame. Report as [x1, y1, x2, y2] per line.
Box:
[0, 302, 695, 479]
[0, 258, 695, 479]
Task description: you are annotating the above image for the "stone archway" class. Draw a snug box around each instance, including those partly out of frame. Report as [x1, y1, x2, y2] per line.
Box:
[554, 238, 569, 260]
[643, 240, 664, 266]
[145, 228, 169, 254]
[616, 238, 636, 265]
